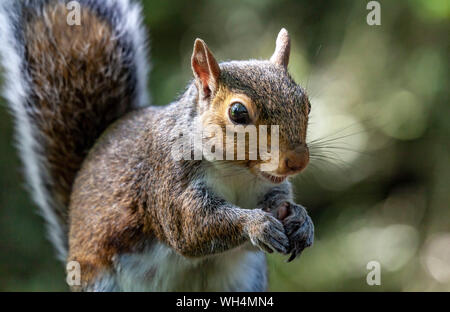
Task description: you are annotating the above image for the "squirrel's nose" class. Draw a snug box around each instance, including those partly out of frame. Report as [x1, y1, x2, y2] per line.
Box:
[280, 146, 309, 175]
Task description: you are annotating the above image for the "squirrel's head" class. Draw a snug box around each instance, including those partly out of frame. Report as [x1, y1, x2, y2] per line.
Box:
[191, 29, 310, 184]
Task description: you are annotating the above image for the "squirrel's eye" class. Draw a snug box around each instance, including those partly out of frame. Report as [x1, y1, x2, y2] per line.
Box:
[307, 101, 311, 115]
[229, 102, 250, 124]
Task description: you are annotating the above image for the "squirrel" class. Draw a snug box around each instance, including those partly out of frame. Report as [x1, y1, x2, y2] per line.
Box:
[0, 0, 314, 291]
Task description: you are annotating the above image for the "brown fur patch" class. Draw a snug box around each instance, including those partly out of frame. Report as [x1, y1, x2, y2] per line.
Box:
[24, 2, 134, 218]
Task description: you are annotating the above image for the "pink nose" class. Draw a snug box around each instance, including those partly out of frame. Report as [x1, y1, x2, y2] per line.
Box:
[279, 146, 309, 175]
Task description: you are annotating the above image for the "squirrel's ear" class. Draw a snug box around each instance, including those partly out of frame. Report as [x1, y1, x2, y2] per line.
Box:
[270, 28, 291, 69]
[191, 39, 221, 98]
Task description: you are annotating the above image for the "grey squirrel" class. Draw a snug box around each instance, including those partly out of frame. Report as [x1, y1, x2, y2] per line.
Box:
[0, 0, 314, 291]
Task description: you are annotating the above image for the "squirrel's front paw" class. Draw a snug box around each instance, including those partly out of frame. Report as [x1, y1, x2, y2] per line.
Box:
[277, 202, 314, 262]
[245, 210, 290, 254]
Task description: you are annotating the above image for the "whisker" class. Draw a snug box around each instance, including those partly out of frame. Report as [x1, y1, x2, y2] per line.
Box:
[308, 128, 369, 146]
[307, 116, 378, 145]
[310, 145, 372, 156]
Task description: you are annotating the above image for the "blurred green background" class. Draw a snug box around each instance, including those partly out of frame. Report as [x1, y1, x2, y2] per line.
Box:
[0, 0, 448, 291]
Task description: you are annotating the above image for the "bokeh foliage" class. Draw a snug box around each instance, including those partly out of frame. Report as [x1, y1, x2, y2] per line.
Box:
[0, 0, 448, 291]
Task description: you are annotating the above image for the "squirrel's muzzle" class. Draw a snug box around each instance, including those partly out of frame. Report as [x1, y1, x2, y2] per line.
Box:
[278, 145, 309, 176]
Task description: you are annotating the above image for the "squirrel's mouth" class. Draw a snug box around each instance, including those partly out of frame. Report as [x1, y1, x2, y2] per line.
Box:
[259, 172, 287, 184]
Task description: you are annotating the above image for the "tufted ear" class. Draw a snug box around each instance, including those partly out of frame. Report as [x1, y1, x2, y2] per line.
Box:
[270, 28, 291, 69]
[191, 39, 220, 99]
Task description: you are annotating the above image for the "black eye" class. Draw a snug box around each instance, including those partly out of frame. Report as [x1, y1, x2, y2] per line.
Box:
[229, 102, 250, 124]
[307, 101, 311, 115]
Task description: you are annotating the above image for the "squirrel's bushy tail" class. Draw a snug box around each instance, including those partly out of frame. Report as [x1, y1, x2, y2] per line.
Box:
[0, 0, 150, 261]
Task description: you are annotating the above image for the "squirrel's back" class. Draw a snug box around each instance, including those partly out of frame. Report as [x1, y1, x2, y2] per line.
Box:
[0, 0, 150, 260]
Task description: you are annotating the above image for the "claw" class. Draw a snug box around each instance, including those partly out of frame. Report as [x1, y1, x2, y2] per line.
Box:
[287, 252, 296, 263]
[282, 204, 314, 262]
[287, 249, 303, 262]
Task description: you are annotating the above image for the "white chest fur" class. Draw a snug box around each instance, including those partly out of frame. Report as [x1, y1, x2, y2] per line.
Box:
[112, 243, 267, 291]
[204, 164, 271, 209]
